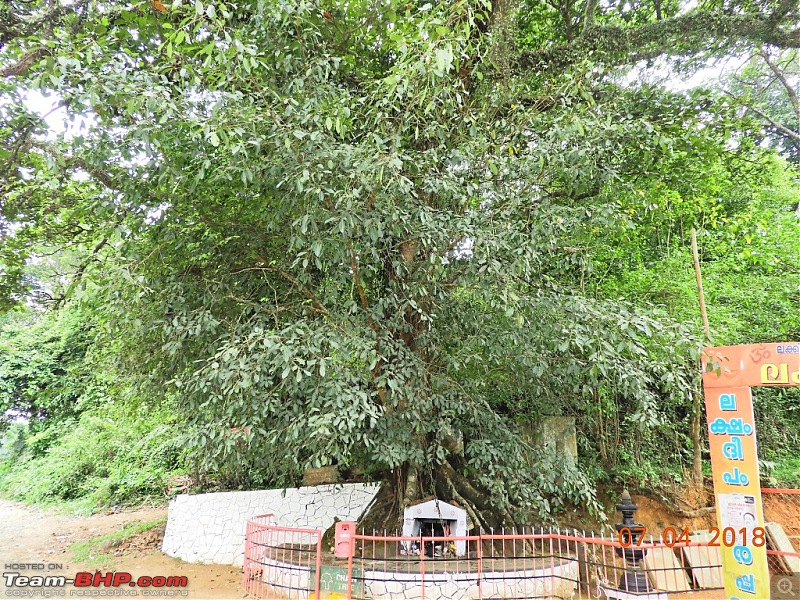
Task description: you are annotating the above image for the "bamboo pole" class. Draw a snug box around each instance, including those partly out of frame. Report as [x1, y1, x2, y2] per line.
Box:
[691, 228, 710, 340]
[690, 228, 708, 487]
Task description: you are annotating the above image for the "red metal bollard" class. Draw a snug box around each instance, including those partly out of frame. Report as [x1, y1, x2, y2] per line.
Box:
[335, 521, 357, 558]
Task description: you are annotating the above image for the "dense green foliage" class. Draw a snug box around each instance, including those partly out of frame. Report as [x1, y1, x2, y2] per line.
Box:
[0, 306, 98, 426]
[586, 154, 800, 485]
[1, 0, 799, 520]
[0, 306, 190, 509]
[0, 407, 188, 510]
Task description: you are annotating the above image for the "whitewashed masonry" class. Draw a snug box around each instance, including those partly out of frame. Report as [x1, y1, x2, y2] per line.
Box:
[161, 483, 380, 566]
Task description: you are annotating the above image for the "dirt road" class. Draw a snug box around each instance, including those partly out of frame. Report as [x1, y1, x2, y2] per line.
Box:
[0, 499, 244, 599]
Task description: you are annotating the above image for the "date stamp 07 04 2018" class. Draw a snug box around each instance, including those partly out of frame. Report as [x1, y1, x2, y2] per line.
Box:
[617, 526, 767, 548]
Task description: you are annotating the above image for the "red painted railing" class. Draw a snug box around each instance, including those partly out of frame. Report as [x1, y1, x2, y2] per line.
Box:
[242, 488, 800, 599]
[243, 513, 323, 600]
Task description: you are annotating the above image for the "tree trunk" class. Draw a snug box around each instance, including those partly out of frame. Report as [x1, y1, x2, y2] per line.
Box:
[357, 459, 514, 535]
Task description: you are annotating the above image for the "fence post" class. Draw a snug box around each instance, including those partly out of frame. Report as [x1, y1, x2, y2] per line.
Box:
[242, 520, 251, 596]
[420, 535, 426, 600]
[314, 529, 322, 600]
[346, 530, 355, 600]
[477, 532, 483, 600]
[549, 527, 555, 598]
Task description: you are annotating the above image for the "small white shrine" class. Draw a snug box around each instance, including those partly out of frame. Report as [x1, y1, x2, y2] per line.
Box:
[401, 499, 468, 557]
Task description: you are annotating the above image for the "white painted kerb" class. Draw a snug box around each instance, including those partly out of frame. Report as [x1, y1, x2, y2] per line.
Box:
[161, 483, 380, 566]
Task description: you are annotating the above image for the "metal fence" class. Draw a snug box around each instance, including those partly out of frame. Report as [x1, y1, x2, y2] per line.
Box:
[243, 513, 323, 600]
[345, 528, 736, 599]
[243, 488, 800, 600]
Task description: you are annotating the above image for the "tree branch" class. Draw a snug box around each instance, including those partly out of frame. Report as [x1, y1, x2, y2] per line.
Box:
[746, 103, 800, 142]
[25, 140, 121, 190]
[252, 256, 329, 316]
[582, 0, 598, 33]
[518, 10, 800, 73]
[53, 235, 110, 308]
[348, 239, 380, 337]
[726, 80, 800, 142]
[760, 49, 800, 127]
[0, 0, 91, 47]
[769, 0, 798, 24]
[1, 47, 49, 78]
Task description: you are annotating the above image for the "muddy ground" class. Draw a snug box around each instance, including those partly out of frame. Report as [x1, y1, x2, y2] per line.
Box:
[0, 499, 243, 599]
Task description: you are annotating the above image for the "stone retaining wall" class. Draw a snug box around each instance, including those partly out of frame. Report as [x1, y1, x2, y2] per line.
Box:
[161, 483, 380, 566]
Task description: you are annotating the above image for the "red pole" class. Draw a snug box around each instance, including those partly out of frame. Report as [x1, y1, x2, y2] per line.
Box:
[314, 529, 322, 600]
[346, 531, 355, 599]
[242, 520, 252, 595]
[549, 528, 555, 597]
[477, 533, 483, 600]
[420, 536, 426, 600]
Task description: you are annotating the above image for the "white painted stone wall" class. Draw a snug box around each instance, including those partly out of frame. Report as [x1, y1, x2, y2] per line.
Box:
[254, 558, 579, 600]
[162, 483, 380, 566]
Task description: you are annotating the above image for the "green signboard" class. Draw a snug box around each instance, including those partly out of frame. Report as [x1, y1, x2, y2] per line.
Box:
[310, 565, 363, 599]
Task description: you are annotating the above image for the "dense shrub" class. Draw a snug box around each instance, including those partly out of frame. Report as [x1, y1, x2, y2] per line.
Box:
[0, 407, 188, 509]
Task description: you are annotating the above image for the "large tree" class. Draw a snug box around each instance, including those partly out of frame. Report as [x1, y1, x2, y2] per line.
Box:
[2, 0, 799, 526]
[723, 49, 800, 164]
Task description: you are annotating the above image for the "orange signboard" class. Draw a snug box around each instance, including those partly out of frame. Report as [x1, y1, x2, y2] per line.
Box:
[703, 343, 800, 600]
[703, 343, 800, 388]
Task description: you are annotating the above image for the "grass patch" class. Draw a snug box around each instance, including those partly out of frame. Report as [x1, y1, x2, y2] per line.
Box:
[770, 456, 800, 488]
[70, 518, 167, 568]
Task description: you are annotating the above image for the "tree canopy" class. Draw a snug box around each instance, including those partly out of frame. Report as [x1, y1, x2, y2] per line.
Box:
[2, 0, 799, 524]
